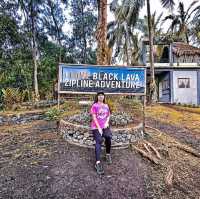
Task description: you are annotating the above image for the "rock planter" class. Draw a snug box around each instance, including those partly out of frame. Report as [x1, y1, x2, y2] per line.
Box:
[59, 112, 145, 149]
[66, 112, 134, 127]
[0, 100, 65, 126]
[21, 99, 64, 109]
[0, 111, 46, 126]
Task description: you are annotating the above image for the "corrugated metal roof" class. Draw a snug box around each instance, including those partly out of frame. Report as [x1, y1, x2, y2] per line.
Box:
[172, 42, 200, 56]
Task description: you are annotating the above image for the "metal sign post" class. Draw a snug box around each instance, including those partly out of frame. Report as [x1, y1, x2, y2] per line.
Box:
[142, 68, 147, 134]
[57, 63, 61, 109]
[142, 95, 146, 134]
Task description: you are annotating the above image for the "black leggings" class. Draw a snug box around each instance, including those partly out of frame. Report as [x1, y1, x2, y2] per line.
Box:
[92, 128, 112, 161]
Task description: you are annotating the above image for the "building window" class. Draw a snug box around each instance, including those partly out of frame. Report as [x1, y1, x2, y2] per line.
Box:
[178, 78, 190, 88]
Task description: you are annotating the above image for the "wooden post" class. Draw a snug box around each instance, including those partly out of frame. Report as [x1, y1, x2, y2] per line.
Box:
[169, 43, 173, 66]
[57, 92, 60, 109]
[142, 95, 146, 134]
[143, 66, 147, 134]
[57, 63, 60, 109]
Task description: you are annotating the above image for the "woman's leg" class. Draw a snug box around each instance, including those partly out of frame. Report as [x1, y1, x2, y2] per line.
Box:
[92, 129, 103, 162]
[102, 128, 112, 154]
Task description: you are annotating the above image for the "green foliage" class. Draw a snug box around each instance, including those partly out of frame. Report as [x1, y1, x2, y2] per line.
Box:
[70, 0, 97, 64]
[0, 0, 98, 102]
[0, 0, 199, 106]
[2, 88, 22, 109]
[44, 107, 62, 121]
[38, 42, 58, 99]
[108, 0, 144, 64]
[163, 1, 200, 43]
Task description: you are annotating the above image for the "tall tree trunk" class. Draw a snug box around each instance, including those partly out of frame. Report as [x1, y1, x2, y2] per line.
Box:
[96, 0, 109, 65]
[32, 34, 40, 102]
[185, 29, 189, 44]
[47, 0, 62, 62]
[125, 40, 130, 65]
[125, 26, 130, 65]
[47, 0, 62, 100]
[80, 0, 87, 63]
[20, 0, 40, 101]
[58, 40, 62, 63]
[31, 10, 40, 102]
[147, 0, 156, 103]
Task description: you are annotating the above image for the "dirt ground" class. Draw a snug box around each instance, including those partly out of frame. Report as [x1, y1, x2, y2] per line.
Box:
[1, 105, 200, 199]
[0, 120, 148, 199]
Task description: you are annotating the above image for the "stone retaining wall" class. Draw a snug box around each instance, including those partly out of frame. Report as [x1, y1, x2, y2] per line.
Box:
[0, 111, 45, 126]
[21, 99, 64, 109]
[59, 119, 145, 149]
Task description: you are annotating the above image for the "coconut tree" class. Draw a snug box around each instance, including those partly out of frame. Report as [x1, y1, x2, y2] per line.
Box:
[145, 0, 175, 103]
[190, 9, 200, 46]
[107, 0, 144, 65]
[111, 0, 174, 102]
[97, 0, 175, 101]
[137, 12, 164, 38]
[163, 1, 200, 44]
[96, 0, 144, 65]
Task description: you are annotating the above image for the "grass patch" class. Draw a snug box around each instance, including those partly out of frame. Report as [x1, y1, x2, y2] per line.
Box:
[146, 105, 200, 134]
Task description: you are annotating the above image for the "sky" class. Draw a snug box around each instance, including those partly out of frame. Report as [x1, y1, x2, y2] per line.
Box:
[108, 0, 194, 18]
[63, 0, 197, 34]
[107, 0, 195, 31]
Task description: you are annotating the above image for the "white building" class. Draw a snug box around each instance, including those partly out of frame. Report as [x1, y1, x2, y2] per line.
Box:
[142, 41, 200, 105]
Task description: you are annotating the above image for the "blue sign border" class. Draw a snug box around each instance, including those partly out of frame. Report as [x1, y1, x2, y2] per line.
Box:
[58, 64, 146, 95]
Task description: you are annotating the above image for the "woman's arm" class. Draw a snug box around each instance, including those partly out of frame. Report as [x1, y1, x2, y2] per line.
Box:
[104, 115, 110, 128]
[92, 114, 103, 135]
[104, 105, 110, 128]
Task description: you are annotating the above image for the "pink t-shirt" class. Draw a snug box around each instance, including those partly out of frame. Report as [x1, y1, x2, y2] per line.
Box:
[90, 102, 110, 129]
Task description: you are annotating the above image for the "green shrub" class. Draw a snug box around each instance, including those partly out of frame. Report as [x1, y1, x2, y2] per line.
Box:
[1, 88, 32, 110]
[2, 88, 21, 110]
[45, 107, 61, 121]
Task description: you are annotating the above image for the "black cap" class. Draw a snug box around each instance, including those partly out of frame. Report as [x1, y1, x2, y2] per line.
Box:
[97, 91, 105, 96]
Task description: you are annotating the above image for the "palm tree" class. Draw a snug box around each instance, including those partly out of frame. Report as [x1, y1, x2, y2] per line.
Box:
[146, 0, 175, 103]
[115, 0, 174, 102]
[96, 0, 144, 65]
[96, 0, 175, 102]
[190, 9, 200, 46]
[137, 12, 164, 38]
[107, 0, 144, 65]
[163, 1, 200, 43]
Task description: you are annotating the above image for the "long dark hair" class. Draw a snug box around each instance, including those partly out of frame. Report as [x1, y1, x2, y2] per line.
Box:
[94, 92, 106, 103]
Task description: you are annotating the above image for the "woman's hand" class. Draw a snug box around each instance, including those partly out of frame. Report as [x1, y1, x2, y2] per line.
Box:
[98, 128, 103, 136]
